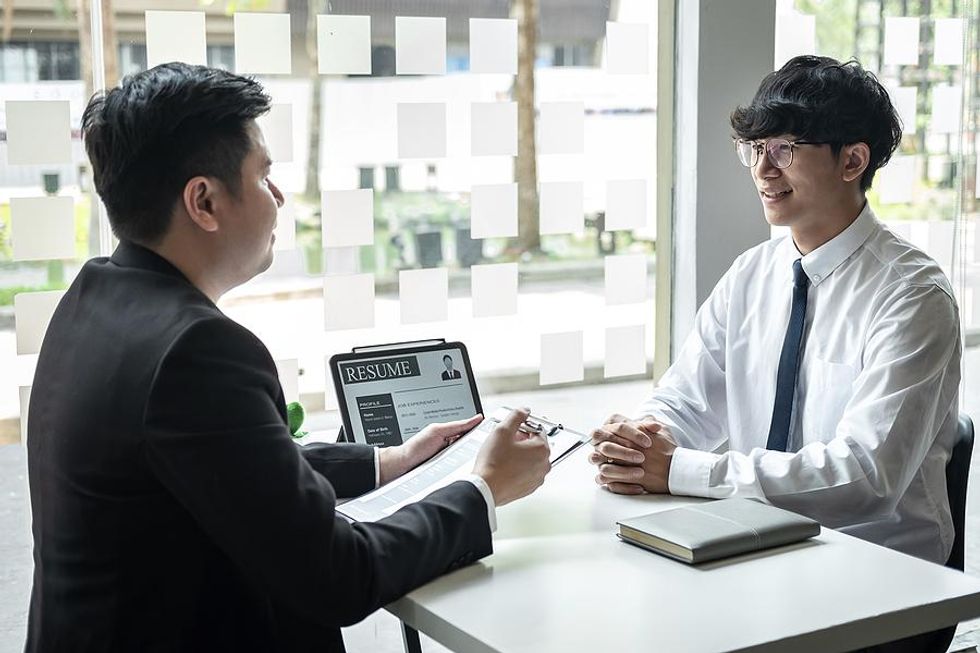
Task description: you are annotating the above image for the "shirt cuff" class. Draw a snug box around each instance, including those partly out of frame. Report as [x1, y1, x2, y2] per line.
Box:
[462, 473, 497, 533]
[668, 447, 720, 497]
[373, 448, 381, 489]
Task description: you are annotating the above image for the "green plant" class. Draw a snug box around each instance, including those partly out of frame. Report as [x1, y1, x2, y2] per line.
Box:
[0, 282, 68, 307]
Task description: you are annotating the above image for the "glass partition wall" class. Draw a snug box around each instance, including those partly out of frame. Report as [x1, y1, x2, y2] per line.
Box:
[0, 0, 661, 440]
[0, 2, 99, 444]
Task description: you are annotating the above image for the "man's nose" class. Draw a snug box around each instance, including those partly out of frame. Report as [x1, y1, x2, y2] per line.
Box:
[754, 149, 781, 179]
[270, 179, 285, 208]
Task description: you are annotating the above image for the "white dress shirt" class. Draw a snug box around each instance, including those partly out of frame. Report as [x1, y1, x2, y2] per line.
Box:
[638, 204, 961, 563]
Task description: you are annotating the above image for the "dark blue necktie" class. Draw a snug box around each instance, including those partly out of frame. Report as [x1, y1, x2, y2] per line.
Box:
[766, 259, 810, 452]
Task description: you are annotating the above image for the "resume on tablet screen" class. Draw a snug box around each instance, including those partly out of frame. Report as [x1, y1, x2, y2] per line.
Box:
[335, 346, 479, 446]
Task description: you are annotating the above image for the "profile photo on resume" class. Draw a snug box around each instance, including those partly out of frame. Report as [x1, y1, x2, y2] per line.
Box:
[441, 354, 461, 381]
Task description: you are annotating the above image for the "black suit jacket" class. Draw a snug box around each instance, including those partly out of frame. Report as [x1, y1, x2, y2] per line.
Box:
[441, 370, 461, 380]
[25, 242, 492, 652]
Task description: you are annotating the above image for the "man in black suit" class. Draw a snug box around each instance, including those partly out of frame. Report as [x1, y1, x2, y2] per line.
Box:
[441, 354, 462, 381]
[25, 63, 551, 652]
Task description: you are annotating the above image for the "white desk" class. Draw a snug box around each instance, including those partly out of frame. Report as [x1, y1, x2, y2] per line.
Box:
[387, 445, 980, 652]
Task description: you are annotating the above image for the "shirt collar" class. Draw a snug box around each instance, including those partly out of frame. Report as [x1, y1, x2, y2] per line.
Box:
[109, 240, 189, 282]
[780, 203, 878, 287]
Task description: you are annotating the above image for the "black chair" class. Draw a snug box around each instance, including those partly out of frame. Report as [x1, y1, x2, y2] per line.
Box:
[846, 415, 974, 653]
[945, 413, 975, 573]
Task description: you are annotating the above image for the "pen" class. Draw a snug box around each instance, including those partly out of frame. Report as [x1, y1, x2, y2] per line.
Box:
[518, 418, 545, 437]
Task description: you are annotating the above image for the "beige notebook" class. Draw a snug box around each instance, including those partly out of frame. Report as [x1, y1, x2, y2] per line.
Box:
[616, 498, 820, 564]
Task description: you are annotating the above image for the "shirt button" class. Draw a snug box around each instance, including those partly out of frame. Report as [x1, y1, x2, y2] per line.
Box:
[812, 274, 821, 282]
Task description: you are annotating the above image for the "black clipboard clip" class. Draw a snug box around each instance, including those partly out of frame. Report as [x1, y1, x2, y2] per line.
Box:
[352, 338, 446, 353]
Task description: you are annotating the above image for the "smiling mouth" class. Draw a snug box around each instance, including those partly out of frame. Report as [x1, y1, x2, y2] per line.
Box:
[761, 190, 791, 200]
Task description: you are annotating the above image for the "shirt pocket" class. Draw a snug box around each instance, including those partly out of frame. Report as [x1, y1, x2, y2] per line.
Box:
[802, 358, 860, 442]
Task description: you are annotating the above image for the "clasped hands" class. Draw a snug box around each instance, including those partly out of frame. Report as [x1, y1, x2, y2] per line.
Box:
[588, 414, 678, 495]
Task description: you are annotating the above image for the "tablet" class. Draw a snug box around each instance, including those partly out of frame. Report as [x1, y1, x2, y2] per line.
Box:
[329, 340, 483, 446]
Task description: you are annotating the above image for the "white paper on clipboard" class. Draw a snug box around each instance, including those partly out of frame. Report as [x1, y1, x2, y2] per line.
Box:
[337, 406, 588, 522]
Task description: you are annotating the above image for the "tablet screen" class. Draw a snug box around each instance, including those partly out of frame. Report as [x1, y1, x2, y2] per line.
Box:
[332, 344, 480, 446]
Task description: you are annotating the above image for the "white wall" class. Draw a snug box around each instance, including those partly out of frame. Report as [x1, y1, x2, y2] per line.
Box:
[671, 0, 776, 356]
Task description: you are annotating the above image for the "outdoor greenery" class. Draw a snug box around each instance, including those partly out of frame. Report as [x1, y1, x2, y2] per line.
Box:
[0, 198, 91, 305]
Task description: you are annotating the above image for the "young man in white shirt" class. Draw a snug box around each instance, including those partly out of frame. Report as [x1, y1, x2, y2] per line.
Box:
[593, 57, 961, 652]
[592, 56, 960, 565]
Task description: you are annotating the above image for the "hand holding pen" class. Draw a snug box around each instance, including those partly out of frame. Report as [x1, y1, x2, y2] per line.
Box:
[472, 407, 552, 506]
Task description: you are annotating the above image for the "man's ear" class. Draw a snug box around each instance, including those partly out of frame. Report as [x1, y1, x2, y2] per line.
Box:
[181, 176, 220, 233]
[840, 142, 871, 184]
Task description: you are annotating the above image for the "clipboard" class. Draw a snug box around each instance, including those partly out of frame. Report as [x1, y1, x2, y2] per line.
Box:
[330, 339, 483, 446]
[509, 408, 590, 466]
[336, 406, 590, 522]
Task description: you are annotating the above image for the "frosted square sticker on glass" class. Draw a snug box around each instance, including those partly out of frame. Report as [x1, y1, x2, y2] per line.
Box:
[933, 18, 965, 66]
[145, 11, 207, 67]
[15, 290, 64, 355]
[605, 22, 649, 75]
[605, 180, 647, 231]
[930, 85, 962, 134]
[540, 182, 584, 235]
[886, 85, 917, 135]
[471, 102, 517, 156]
[907, 221, 930, 253]
[540, 331, 584, 386]
[234, 13, 291, 74]
[400, 268, 448, 324]
[273, 193, 296, 252]
[605, 324, 647, 378]
[396, 16, 446, 75]
[605, 254, 647, 305]
[884, 220, 912, 242]
[876, 156, 915, 205]
[275, 359, 300, 404]
[5, 101, 72, 165]
[11, 196, 75, 261]
[470, 183, 517, 239]
[538, 102, 584, 155]
[398, 103, 447, 159]
[324, 273, 374, 331]
[774, 13, 816, 69]
[469, 18, 517, 74]
[257, 104, 293, 163]
[317, 15, 371, 74]
[19, 386, 31, 445]
[883, 17, 920, 66]
[321, 189, 374, 248]
[927, 220, 955, 270]
[471, 262, 518, 318]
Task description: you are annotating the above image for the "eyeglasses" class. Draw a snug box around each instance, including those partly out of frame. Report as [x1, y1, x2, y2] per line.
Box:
[734, 138, 829, 169]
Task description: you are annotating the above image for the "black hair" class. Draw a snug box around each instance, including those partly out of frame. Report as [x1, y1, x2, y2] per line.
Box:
[730, 55, 902, 191]
[443, 355, 453, 363]
[81, 63, 271, 245]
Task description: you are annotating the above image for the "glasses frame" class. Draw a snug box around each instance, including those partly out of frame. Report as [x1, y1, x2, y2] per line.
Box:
[733, 137, 830, 169]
